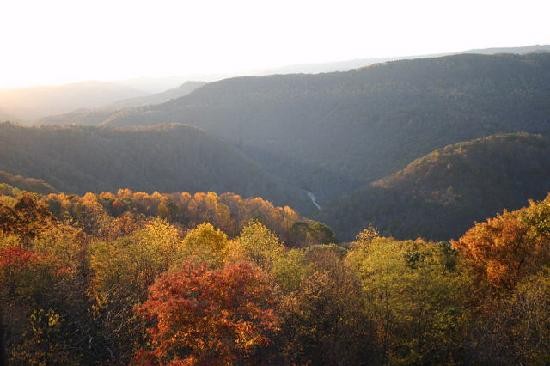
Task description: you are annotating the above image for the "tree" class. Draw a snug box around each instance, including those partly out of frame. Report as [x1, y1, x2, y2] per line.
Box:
[289, 221, 336, 247]
[452, 195, 550, 289]
[271, 248, 310, 293]
[0, 193, 51, 246]
[89, 218, 183, 363]
[181, 223, 228, 267]
[346, 236, 472, 365]
[0, 245, 85, 365]
[463, 268, 550, 364]
[136, 261, 280, 365]
[228, 221, 284, 271]
[279, 247, 376, 365]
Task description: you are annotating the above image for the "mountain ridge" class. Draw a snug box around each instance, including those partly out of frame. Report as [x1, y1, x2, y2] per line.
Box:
[324, 133, 550, 240]
[96, 53, 550, 202]
[0, 122, 313, 212]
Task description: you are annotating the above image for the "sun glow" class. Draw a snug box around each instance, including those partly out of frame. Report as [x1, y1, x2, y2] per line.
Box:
[1, 0, 549, 88]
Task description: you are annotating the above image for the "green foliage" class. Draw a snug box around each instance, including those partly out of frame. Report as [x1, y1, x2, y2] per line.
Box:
[89, 219, 184, 363]
[279, 248, 376, 365]
[271, 249, 310, 293]
[346, 237, 473, 364]
[231, 220, 284, 270]
[289, 221, 336, 246]
[181, 223, 228, 267]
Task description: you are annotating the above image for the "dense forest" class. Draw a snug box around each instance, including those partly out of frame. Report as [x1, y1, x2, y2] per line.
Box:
[0, 123, 313, 213]
[0, 184, 548, 365]
[2, 0, 550, 360]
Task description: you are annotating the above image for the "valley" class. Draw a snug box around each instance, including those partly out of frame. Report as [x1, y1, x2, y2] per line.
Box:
[3, 51, 549, 241]
[1, 2, 549, 363]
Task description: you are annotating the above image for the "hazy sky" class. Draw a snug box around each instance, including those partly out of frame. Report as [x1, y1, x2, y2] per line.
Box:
[1, 0, 549, 88]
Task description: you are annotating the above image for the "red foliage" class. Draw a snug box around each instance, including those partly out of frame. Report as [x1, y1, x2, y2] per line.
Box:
[0, 246, 37, 268]
[137, 261, 280, 365]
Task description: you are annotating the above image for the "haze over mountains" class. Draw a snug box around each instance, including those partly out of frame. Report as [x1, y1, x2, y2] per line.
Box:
[261, 44, 550, 74]
[2, 44, 549, 123]
[1, 46, 550, 240]
[0, 81, 146, 121]
[66, 53, 550, 196]
[40, 82, 207, 126]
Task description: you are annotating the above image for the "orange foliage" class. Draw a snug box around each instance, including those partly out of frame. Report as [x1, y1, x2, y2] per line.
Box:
[44, 189, 305, 243]
[1, 193, 52, 243]
[452, 196, 550, 289]
[136, 261, 280, 365]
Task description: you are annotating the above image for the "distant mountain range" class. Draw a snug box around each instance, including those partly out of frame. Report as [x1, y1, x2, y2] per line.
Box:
[3, 44, 549, 123]
[109, 81, 207, 108]
[0, 81, 147, 121]
[260, 45, 550, 75]
[79, 53, 550, 203]
[40, 82, 206, 125]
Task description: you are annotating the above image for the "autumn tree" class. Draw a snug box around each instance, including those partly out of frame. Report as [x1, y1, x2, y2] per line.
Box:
[346, 236, 472, 364]
[136, 261, 280, 365]
[0, 244, 89, 365]
[181, 223, 228, 267]
[289, 221, 336, 247]
[279, 246, 376, 365]
[452, 195, 550, 289]
[227, 221, 284, 271]
[0, 193, 51, 246]
[89, 218, 183, 363]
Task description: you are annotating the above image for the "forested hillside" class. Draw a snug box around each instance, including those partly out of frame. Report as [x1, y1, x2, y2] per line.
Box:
[325, 133, 550, 240]
[0, 123, 313, 211]
[1, 186, 547, 365]
[0, 184, 331, 246]
[3, 0, 549, 362]
[93, 53, 550, 200]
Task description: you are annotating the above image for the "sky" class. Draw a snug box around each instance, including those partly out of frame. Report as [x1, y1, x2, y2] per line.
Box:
[1, 0, 550, 88]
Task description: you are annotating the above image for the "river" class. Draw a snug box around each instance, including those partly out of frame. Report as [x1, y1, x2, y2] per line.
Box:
[306, 191, 322, 211]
